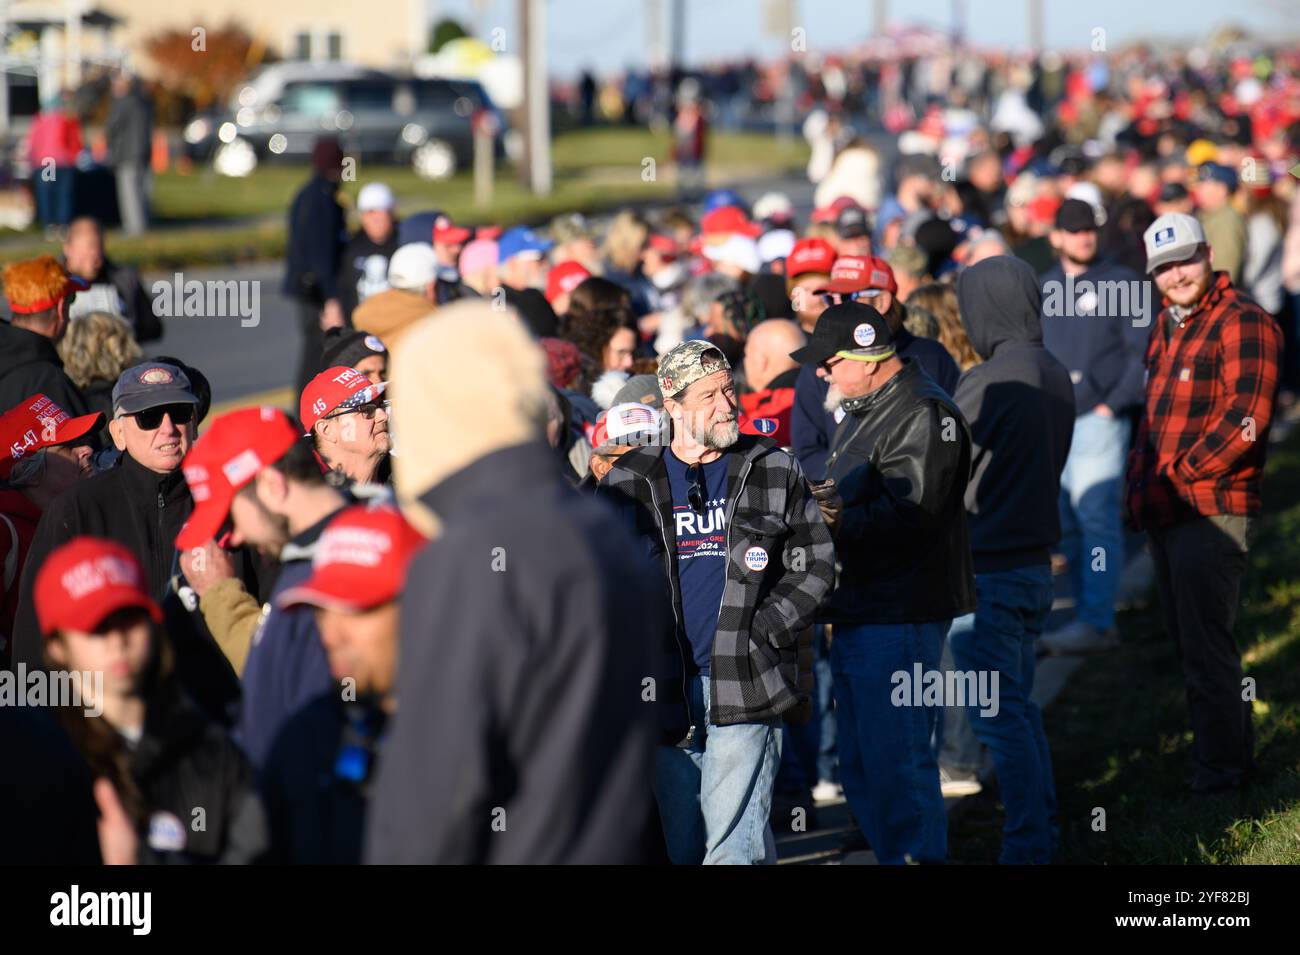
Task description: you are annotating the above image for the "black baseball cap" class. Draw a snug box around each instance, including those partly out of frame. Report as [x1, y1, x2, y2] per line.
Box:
[1055, 198, 1100, 233]
[789, 301, 895, 366]
[836, 204, 870, 239]
[112, 361, 198, 415]
[1158, 182, 1190, 203]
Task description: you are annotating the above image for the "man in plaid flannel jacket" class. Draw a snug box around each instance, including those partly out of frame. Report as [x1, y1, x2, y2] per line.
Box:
[602, 340, 834, 865]
[1126, 213, 1282, 793]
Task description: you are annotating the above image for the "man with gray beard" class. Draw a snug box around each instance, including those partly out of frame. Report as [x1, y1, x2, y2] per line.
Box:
[602, 340, 835, 864]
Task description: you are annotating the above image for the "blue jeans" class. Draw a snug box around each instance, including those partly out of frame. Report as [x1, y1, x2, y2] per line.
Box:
[35, 168, 75, 227]
[937, 618, 982, 774]
[654, 673, 782, 864]
[830, 620, 948, 864]
[948, 565, 1057, 864]
[775, 626, 835, 791]
[1058, 412, 1130, 631]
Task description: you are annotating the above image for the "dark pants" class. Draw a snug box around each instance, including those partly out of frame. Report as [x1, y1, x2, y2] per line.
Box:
[296, 300, 326, 405]
[1149, 514, 1255, 789]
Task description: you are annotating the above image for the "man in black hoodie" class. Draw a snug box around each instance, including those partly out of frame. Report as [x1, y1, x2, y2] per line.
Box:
[950, 256, 1075, 864]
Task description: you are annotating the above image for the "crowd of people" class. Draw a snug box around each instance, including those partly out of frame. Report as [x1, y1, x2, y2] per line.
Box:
[3, 33, 1299, 864]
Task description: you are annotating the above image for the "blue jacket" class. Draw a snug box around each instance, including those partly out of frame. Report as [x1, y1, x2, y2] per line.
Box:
[235, 512, 340, 768]
[791, 328, 960, 479]
[1038, 258, 1153, 416]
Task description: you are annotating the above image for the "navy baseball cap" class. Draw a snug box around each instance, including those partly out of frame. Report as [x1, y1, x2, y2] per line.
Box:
[1197, 162, 1239, 192]
[112, 362, 197, 415]
[497, 226, 553, 263]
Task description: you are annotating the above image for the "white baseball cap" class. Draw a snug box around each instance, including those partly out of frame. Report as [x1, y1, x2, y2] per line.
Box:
[591, 402, 667, 452]
[703, 234, 761, 275]
[387, 242, 438, 290]
[757, 229, 796, 265]
[1143, 213, 1207, 274]
[357, 182, 395, 212]
[752, 191, 794, 223]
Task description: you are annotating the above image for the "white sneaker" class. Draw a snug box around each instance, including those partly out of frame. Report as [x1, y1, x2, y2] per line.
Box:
[939, 766, 982, 797]
[812, 779, 843, 804]
[1039, 619, 1118, 656]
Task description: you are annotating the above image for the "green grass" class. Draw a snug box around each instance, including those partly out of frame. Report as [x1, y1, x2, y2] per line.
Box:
[0, 128, 808, 270]
[948, 427, 1300, 864]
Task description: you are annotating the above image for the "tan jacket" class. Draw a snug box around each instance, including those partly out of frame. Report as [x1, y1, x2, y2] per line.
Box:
[352, 288, 436, 353]
[197, 577, 266, 677]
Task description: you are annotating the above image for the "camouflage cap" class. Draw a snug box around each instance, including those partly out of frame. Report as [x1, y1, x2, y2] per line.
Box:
[657, 340, 731, 399]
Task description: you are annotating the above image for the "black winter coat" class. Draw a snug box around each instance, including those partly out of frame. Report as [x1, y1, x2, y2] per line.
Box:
[129, 683, 266, 863]
[0, 321, 90, 420]
[823, 359, 977, 625]
[11, 453, 191, 669]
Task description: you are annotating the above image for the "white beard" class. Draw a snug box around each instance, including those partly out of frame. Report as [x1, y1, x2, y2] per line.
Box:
[823, 384, 845, 414]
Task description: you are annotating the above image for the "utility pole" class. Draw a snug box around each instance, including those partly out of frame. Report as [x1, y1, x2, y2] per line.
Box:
[0, 0, 10, 137]
[522, 0, 550, 194]
[1028, 0, 1043, 53]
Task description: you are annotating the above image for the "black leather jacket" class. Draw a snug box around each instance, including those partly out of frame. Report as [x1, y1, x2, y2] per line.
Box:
[822, 360, 976, 626]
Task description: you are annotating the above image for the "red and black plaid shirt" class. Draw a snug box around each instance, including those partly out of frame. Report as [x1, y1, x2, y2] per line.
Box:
[1125, 271, 1282, 531]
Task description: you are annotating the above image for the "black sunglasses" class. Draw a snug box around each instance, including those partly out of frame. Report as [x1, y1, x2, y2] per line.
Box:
[819, 355, 846, 374]
[685, 463, 707, 515]
[820, 290, 877, 307]
[132, 403, 195, 430]
[325, 400, 385, 421]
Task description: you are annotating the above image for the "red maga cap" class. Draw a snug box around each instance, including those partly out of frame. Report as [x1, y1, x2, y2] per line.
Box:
[700, 206, 762, 238]
[785, 238, 838, 278]
[175, 407, 301, 551]
[35, 536, 162, 635]
[0, 393, 102, 480]
[432, 215, 471, 245]
[545, 260, 591, 304]
[815, 255, 897, 295]
[276, 504, 426, 612]
[300, 366, 386, 433]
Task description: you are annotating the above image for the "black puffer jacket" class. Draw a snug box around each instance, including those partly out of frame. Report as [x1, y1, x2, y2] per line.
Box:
[822, 359, 976, 625]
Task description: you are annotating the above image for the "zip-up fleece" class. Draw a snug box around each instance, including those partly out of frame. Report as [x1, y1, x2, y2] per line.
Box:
[602, 434, 835, 735]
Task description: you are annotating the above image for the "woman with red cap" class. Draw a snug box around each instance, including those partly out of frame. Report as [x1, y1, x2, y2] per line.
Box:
[37, 536, 267, 864]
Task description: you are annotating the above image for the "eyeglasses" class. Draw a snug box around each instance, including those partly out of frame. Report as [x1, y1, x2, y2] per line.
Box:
[819, 355, 846, 374]
[820, 290, 880, 306]
[131, 403, 195, 430]
[685, 463, 707, 515]
[324, 400, 386, 421]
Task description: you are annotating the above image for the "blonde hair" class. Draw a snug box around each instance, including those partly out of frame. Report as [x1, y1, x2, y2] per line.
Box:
[906, 283, 980, 371]
[601, 211, 649, 274]
[57, 311, 143, 388]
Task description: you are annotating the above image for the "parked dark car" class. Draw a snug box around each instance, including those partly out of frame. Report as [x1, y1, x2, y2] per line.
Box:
[185, 63, 507, 180]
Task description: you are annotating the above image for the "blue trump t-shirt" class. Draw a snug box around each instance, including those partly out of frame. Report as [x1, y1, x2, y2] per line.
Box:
[665, 450, 729, 675]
